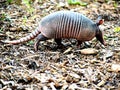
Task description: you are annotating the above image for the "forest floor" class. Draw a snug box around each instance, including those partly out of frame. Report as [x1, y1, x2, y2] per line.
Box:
[0, 0, 120, 90]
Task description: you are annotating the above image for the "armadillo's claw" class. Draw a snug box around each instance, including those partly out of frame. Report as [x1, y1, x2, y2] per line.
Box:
[103, 40, 107, 46]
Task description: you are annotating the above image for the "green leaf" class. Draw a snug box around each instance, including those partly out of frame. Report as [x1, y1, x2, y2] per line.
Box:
[114, 27, 120, 33]
[22, 0, 30, 8]
[22, 16, 28, 24]
[67, 0, 87, 6]
[27, 40, 34, 45]
[7, 0, 13, 4]
[0, 13, 6, 21]
[104, 35, 108, 40]
[0, 28, 3, 32]
[22, 0, 34, 14]
[113, 2, 118, 8]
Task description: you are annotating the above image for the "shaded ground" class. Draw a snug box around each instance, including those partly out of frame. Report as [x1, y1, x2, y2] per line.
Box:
[0, 0, 120, 90]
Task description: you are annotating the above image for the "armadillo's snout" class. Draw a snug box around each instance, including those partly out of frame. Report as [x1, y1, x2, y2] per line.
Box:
[96, 30, 106, 46]
[96, 35, 106, 46]
[101, 39, 107, 46]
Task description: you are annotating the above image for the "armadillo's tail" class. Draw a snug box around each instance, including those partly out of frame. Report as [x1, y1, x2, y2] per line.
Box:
[3, 27, 41, 44]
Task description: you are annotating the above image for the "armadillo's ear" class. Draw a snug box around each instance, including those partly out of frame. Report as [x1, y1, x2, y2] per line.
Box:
[96, 15, 104, 26]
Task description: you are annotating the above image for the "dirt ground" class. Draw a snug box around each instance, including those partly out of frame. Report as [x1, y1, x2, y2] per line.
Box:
[0, 0, 120, 90]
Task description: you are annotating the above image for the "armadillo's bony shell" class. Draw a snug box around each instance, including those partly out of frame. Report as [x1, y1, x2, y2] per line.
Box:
[40, 11, 97, 41]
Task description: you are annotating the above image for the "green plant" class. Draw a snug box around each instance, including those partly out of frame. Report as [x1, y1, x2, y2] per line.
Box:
[22, 0, 34, 14]
[0, 13, 6, 21]
[114, 27, 120, 33]
[0, 13, 11, 22]
[6, 0, 13, 4]
[22, 0, 31, 8]
[67, 0, 87, 6]
[0, 27, 3, 32]
[113, 1, 118, 8]
[27, 40, 34, 45]
[22, 16, 28, 25]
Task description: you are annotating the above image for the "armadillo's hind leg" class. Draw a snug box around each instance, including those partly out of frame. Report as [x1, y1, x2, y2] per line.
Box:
[77, 40, 82, 47]
[77, 40, 85, 49]
[55, 39, 64, 48]
[34, 34, 48, 51]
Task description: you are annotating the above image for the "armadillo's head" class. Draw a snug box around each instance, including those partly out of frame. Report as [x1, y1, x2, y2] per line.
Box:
[95, 16, 106, 46]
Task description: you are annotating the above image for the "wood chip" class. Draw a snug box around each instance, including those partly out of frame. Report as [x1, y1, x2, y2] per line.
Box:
[80, 48, 98, 55]
[63, 47, 72, 54]
[97, 80, 106, 87]
[111, 64, 120, 72]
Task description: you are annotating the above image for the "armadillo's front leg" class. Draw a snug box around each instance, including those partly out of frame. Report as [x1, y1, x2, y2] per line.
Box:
[34, 34, 48, 51]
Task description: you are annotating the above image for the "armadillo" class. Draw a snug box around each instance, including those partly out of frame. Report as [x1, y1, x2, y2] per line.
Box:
[3, 11, 106, 51]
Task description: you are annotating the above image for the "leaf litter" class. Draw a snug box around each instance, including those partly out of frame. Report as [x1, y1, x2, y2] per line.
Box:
[0, 0, 120, 90]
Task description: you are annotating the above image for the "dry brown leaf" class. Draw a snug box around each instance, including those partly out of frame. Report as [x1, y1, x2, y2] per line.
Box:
[43, 86, 48, 90]
[90, 59, 100, 64]
[66, 53, 76, 58]
[61, 84, 68, 90]
[9, 27, 23, 31]
[113, 47, 120, 53]
[69, 83, 79, 90]
[69, 72, 80, 79]
[2, 65, 15, 70]
[0, 33, 6, 37]
[49, 82, 56, 90]
[65, 75, 73, 83]
[104, 50, 113, 59]
[21, 54, 40, 60]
